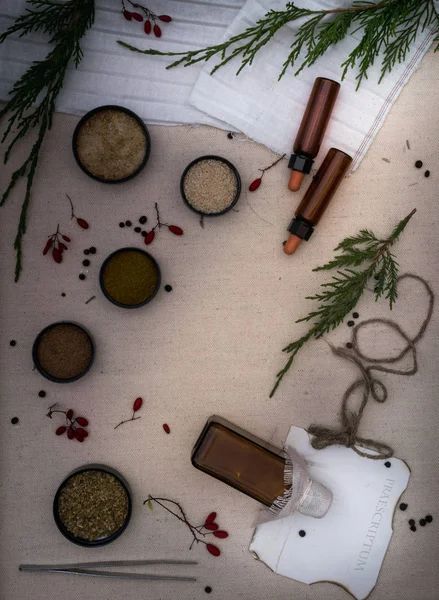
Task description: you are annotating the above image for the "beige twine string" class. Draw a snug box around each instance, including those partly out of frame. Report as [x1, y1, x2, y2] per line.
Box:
[309, 274, 434, 460]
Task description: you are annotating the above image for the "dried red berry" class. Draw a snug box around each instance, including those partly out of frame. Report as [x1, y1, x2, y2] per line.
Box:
[145, 231, 155, 245]
[132, 12, 143, 21]
[76, 428, 88, 438]
[214, 530, 229, 539]
[206, 544, 220, 557]
[249, 178, 262, 192]
[163, 423, 171, 434]
[76, 218, 89, 229]
[56, 426, 67, 436]
[168, 225, 183, 235]
[123, 10, 132, 20]
[76, 416, 88, 426]
[52, 248, 62, 263]
[58, 242, 68, 252]
[66, 409, 74, 420]
[133, 397, 143, 412]
[204, 523, 219, 531]
[43, 239, 52, 255]
[144, 20, 151, 34]
[75, 430, 85, 442]
[67, 427, 75, 440]
[153, 24, 162, 37]
[62, 235, 71, 242]
[205, 512, 217, 525]
[159, 15, 172, 23]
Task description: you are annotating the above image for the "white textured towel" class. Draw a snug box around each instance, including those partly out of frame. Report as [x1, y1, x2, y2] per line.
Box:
[189, 0, 437, 171]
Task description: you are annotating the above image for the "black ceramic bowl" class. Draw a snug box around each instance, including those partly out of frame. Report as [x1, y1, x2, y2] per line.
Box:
[72, 105, 151, 183]
[32, 321, 95, 384]
[99, 247, 161, 309]
[180, 155, 242, 216]
[53, 464, 132, 547]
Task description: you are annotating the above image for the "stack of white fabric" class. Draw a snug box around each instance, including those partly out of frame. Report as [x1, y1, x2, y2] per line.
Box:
[0, 0, 436, 170]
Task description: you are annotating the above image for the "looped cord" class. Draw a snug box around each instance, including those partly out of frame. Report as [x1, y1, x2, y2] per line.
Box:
[309, 274, 434, 460]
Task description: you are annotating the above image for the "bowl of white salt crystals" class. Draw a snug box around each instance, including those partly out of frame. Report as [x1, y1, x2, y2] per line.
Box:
[180, 155, 241, 216]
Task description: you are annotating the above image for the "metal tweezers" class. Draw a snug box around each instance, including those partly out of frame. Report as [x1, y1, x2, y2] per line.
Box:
[19, 560, 197, 582]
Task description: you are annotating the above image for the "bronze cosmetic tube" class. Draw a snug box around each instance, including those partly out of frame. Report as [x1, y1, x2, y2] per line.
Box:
[288, 78, 340, 192]
[284, 148, 352, 255]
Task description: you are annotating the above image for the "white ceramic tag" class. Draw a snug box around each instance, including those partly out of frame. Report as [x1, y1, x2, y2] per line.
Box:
[249, 426, 410, 600]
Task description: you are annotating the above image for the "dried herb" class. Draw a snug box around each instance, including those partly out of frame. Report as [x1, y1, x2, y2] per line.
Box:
[270, 209, 417, 396]
[145, 497, 228, 557]
[0, 0, 95, 281]
[115, 397, 143, 429]
[58, 470, 128, 540]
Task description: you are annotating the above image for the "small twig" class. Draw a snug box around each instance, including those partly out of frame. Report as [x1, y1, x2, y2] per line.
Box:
[114, 412, 141, 430]
[259, 153, 286, 175]
[85, 295, 96, 304]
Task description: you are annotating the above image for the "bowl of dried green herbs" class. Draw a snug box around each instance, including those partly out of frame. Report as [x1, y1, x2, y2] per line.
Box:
[53, 465, 132, 547]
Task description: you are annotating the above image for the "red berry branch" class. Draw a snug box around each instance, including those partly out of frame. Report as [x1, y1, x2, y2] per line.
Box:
[46, 403, 89, 442]
[43, 224, 71, 264]
[145, 497, 228, 557]
[144, 203, 183, 245]
[114, 397, 143, 429]
[121, 0, 172, 37]
[66, 194, 89, 229]
[249, 153, 286, 191]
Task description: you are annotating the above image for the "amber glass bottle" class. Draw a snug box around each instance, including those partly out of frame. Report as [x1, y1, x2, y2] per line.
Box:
[288, 77, 340, 191]
[284, 147, 352, 255]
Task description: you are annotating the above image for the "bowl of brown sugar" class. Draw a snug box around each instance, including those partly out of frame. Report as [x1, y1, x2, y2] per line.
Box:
[53, 464, 132, 547]
[181, 155, 241, 216]
[99, 247, 161, 308]
[72, 105, 150, 183]
[33, 322, 94, 383]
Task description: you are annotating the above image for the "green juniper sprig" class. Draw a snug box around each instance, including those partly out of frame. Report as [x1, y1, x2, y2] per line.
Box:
[270, 208, 416, 397]
[118, 0, 439, 88]
[0, 0, 95, 281]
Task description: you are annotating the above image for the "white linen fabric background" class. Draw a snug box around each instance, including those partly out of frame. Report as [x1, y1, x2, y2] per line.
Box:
[0, 0, 437, 170]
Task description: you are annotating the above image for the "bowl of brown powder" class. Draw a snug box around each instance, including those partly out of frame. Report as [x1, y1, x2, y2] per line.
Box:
[99, 247, 161, 308]
[33, 322, 94, 383]
[181, 155, 241, 216]
[72, 105, 150, 183]
[53, 465, 132, 547]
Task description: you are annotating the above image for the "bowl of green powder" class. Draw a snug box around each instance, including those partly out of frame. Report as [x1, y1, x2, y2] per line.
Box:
[181, 155, 241, 216]
[53, 465, 132, 547]
[32, 321, 95, 383]
[99, 247, 161, 308]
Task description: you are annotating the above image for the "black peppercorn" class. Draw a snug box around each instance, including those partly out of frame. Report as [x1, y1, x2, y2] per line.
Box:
[299, 530, 306, 537]
[79, 273, 86, 280]
[399, 503, 408, 511]
[82, 259, 90, 267]
[282, 240, 287, 246]
[424, 170, 430, 178]
[84, 249, 90, 255]
[9, 340, 16, 347]
[125, 220, 132, 227]
[134, 227, 141, 233]
[415, 160, 423, 168]
[227, 132, 234, 139]
[419, 519, 426, 526]
[38, 390, 46, 398]
[425, 515, 433, 523]
[11, 417, 19, 425]
[346, 342, 353, 349]
[119, 222, 125, 227]
[141, 231, 147, 237]
[384, 461, 391, 468]
[139, 216, 147, 224]
[410, 525, 417, 532]
[353, 312, 359, 319]
[205, 587, 212, 594]
[164, 285, 173, 292]
[347, 320, 355, 327]
[89, 247, 96, 254]
[409, 519, 415, 526]
[61, 293, 66, 297]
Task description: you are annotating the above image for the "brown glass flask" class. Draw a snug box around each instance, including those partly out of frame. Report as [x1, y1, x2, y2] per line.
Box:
[192, 416, 286, 507]
[288, 77, 340, 191]
[284, 147, 352, 255]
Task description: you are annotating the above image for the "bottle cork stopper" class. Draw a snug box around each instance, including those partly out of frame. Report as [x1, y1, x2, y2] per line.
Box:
[288, 170, 305, 192]
[283, 234, 302, 255]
